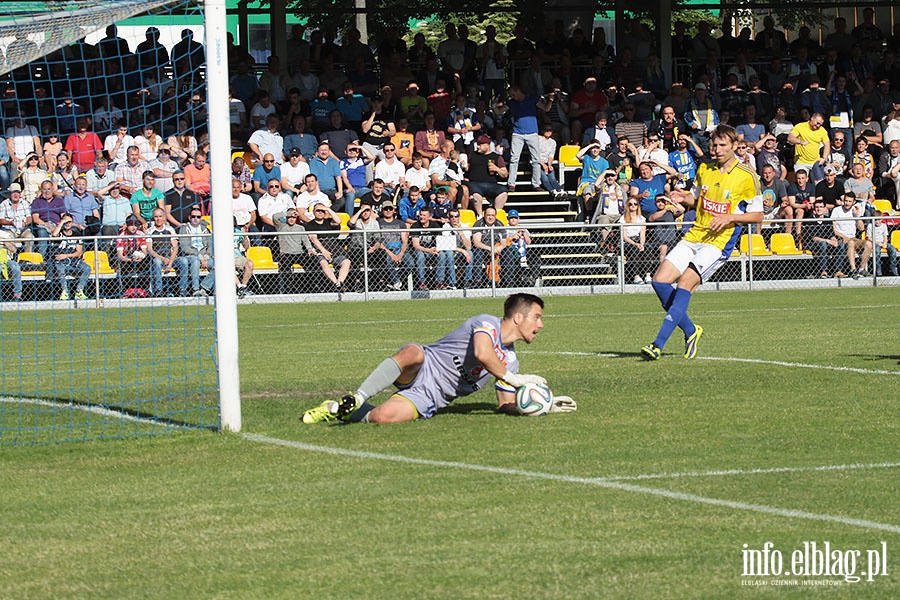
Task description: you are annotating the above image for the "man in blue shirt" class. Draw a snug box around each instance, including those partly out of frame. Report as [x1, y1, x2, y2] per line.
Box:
[307, 140, 344, 211]
[506, 84, 548, 191]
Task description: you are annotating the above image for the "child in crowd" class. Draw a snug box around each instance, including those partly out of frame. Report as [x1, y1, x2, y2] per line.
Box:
[43, 134, 62, 171]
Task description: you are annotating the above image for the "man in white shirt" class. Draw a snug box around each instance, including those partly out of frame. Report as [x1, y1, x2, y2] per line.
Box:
[103, 124, 134, 167]
[256, 178, 295, 232]
[248, 114, 284, 165]
[149, 145, 179, 193]
[295, 173, 330, 221]
[280, 148, 310, 196]
[231, 178, 258, 231]
[831, 192, 872, 278]
[373, 142, 406, 195]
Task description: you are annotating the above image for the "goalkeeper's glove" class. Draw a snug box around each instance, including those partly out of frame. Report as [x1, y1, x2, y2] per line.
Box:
[550, 396, 577, 413]
[502, 370, 547, 388]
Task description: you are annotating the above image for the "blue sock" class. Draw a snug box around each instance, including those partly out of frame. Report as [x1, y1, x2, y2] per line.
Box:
[651, 281, 676, 310]
[653, 288, 693, 350]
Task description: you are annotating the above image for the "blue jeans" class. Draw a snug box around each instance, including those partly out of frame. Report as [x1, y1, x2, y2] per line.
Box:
[381, 246, 412, 286]
[435, 250, 456, 284]
[182, 255, 216, 292]
[456, 249, 474, 283]
[53, 259, 91, 293]
[414, 249, 435, 284]
[809, 241, 838, 273]
[539, 169, 562, 192]
[344, 187, 371, 214]
[152, 256, 191, 295]
[32, 225, 54, 258]
[877, 244, 898, 276]
[3, 258, 22, 297]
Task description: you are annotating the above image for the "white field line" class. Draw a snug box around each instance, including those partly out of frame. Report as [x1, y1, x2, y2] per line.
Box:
[241, 433, 900, 535]
[7, 396, 898, 533]
[597, 461, 900, 481]
[0, 396, 186, 427]
[528, 350, 900, 376]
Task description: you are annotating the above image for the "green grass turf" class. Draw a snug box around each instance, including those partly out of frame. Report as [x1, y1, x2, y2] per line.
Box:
[1, 288, 899, 598]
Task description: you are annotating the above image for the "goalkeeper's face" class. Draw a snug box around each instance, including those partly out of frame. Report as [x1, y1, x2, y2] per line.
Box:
[517, 305, 544, 344]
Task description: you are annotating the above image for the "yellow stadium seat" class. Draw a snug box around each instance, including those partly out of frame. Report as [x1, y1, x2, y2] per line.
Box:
[458, 209, 476, 227]
[873, 199, 892, 214]
[17, 251, 45, 276]
[739, 233, 771, 256]
[892, 230, 900, 252]
[246, 246, 278, 270]
[338, 212, 351, 231]
[558, 144, 581, 166]
[769, 233, 802, 255]
[201, 215, 212, 231]
[496, 208, 508, 225]
[82, 250, 116, 275]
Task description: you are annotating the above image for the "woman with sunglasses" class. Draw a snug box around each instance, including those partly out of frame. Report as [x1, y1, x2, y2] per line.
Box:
[622, 198, 650, 284]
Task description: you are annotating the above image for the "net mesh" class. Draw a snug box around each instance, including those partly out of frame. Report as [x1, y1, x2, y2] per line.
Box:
[0, 0, 220, 445]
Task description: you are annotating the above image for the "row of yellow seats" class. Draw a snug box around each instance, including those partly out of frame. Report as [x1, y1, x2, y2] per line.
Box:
[736, 230, 900, 257]
[16, 250, 116, 276]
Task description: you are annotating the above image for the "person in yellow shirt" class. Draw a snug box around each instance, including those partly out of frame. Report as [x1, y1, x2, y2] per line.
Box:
[787, 112, 830, 181]
[641, 124, 763, 360]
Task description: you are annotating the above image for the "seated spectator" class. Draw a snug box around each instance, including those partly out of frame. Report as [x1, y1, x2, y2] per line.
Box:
[164, 171, 198, 227]
[232, 218, 255, 298]
[371, 201, 411, 290]
[755, 133, 788, 179]
[149, 145, 179, 193]
[648, 192, 681, 267]
[178, 208, 215, 295]
[843, 162, 875, 207]
[30, 181, 65, 257]
[65, 118, 103, 172]
[100, 182, 131, 236]
[167, 118, 197, 164]
[591, 170, 625, 247]
[305, 203, 351, 291]
[465, 135, 508, 213]
[273, 208, 315, 277]
[320, 111, 359, 161]
[115, 214, 150, 286]
[41, 134, 62, 174]
[335, 81, 368, 131]
[785, 168, 815, 238]
[536, 124, 565, 197]
[409, 207, 442, 289]
[134, 123, 163, 163]
[877, 140, 900, 208]
[831, 191, 872, 278]
[683, 83, 719, 154]
[281, 148, 312, 197]
[47, 213, 91, 300]
[230, 178, 258, 238]
[248, 114, 284, 166]
[282, 115, 318, 163]
[575, 140, 611, 221]
[569, 76, 607, 146]
[183, 150, 211, 204]
[404, 153, 432, 197]
[310, 88, 336, 135]
[471, 206, 517, 287]
[49, 151, 79, 198]
[630, 161, 674, 218]
[814, 165, 844, 209]
[145, 207, 189, 296]
[114, 145, 150, 197]
[759, 163, 789, 230]
[428, 186, 454, 224]
[341, 142, 375, 215]
[62, 176, 99, 235]
[804, 200, 841, 277]
[307, 141, 344, 210]
[357, 177, 391, 214]
[249, 91, 278, 131]
[130, 170, 165, 229]
[259, 178, 298, 229]
[851, 136, 875, 180]
[868, 211, 898, 277]
[251, 154, 282, 199]
[373, 142, 407, 196]
[504, 209, 538, 285]
[648, 106, 686, 153]
[0, 183, 34, 255]
[398, 185, 425, 226]
[391, 118, 416, 166]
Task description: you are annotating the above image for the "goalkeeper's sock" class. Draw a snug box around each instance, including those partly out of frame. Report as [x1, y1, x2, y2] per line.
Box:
[653, 288, 693, 350]
[349, 402, 376, 423]
[356, 357, 402, 402]
[651, 280, 676, 311]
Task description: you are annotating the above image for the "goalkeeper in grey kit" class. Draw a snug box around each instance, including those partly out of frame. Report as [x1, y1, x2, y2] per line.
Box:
[301, 293, 576, 424]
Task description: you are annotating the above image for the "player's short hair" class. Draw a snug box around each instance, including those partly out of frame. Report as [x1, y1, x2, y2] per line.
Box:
[504, 293, 544, 319]
[709, 124, 739, 144]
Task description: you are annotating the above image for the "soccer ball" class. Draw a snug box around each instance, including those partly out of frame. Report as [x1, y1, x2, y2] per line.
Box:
[515, 383, 554, 416]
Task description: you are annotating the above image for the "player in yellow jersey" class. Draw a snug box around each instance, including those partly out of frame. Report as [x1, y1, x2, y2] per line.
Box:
[641, 124, 763, 360]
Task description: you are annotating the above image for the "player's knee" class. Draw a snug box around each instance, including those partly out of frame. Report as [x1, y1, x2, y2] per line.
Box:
[394, 343, 424, 367]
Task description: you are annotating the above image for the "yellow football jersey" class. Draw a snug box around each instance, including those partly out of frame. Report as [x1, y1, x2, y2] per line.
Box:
[683, 159, 763, 251]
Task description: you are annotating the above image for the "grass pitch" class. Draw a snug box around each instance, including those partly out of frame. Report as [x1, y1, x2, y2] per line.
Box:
[2, 288, 899, 598]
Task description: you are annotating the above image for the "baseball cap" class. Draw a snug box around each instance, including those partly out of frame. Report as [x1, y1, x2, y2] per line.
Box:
[381, 201, 394, 209]
[436, 185, 449, 193]
[507, 209, 520, 218]
[694, 83, 707, 91]
[125, 215, 141, 224]
[7, 183, 22, 192]
[824, 165, 837, 175]
[476, 134, 491, 144]
[289, 147, 301, 157]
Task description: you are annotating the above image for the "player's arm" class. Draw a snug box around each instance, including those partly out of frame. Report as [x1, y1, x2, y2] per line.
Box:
[473, 331, 519, 414]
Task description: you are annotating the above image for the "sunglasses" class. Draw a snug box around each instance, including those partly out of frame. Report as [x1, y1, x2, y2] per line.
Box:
[263, 160, 275, 163]
[190, 214, 202, 219]
[268, 185, 280, 189]
[382, 207, 394, 211]
[628, 203, 639, 206]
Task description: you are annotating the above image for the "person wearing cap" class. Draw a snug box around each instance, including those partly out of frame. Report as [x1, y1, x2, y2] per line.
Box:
[684, 82, 719, 155]
[375, 200, 412, 290]
[814, 165, 843, 209]
[281, 147, 312, 197]
[307, 141, 344, 210]
[467, 134, 509, 212]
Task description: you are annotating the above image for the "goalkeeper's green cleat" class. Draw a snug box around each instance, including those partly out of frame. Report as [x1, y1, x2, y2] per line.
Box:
[301, 400, 339, 424]
[334, 394, 361, 421]
[640, 344, 661, 361]
[684, 325, 703, 359]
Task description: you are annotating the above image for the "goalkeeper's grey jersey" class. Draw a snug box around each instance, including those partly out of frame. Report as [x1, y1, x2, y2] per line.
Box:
[418, 314, 519, 400]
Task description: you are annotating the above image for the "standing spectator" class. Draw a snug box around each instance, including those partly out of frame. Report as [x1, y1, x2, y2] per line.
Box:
[506, 85, 545, 192]
[787, 113, 830, 181]
[64, 118, 102, 172]
[477, 25, 508, 103]
[569, 76, 606, 146]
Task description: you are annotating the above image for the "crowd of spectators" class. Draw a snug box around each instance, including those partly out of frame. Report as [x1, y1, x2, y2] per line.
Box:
[2, 14, 900, 298]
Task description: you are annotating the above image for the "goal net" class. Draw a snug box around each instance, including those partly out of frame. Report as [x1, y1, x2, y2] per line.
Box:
[0, 0, 233, 444]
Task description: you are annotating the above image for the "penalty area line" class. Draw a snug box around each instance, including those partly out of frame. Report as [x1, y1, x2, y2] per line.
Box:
[241, 433, 900, 535]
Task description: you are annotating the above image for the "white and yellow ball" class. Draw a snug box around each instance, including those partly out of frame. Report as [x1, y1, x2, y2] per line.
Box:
[515, 383, 554, 416]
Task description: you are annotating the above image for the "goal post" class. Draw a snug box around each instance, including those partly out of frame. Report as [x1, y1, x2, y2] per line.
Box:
[0, 0, 240, 444]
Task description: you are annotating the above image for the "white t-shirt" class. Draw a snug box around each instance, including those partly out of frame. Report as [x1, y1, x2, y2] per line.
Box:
[374, 159, 406, 188]
[623, 215, 646, 239]
[232, 193, 258, 226]
[830, 204, 859, 238]
[257, 192, 295, 219]
[104, 134, 134, 164]
[280, 160, 310, 189]
[295, 190, 330, 219]
[7, 125, 39, 158]
[405, 166, 430, 190]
